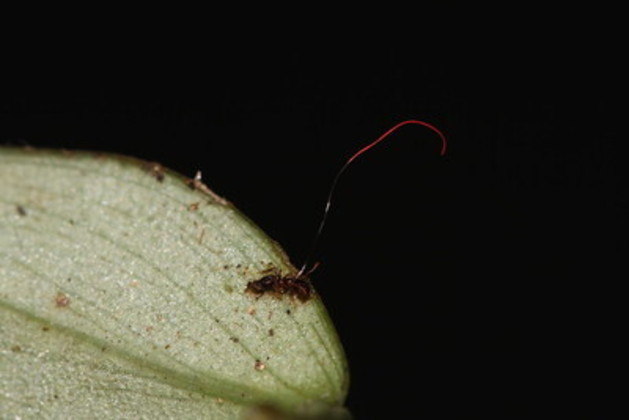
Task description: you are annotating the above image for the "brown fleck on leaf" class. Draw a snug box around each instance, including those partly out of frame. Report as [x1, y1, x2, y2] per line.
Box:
[144, 162, 165, 182]
[55, 293, 70, 308]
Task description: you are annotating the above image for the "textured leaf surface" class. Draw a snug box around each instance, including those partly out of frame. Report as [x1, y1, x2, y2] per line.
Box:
[0, 148, 349, 419]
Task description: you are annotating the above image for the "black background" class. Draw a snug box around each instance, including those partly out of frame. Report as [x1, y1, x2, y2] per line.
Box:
[1, 38, 623, 419]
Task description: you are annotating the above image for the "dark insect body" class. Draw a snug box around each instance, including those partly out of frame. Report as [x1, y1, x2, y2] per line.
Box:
[245, 273, 313, 302]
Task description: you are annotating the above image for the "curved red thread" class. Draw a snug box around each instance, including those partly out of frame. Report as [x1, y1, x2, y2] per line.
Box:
[298, 119, 447, 275]
[346, 119, 447, 165]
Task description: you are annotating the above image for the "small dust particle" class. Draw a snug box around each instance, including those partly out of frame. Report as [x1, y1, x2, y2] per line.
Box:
[164, 344, 171, 350]
[16, 205, 27, 216]
[268, 329, 274, 336]
[55, 292, 70, 308]
[230, 337, 239, 343]
[247, 306, 256, 315]
[145, 162, 165, 182]
[187, 202, 200, 211]
[185, 171, 202, 190]
[145, 326, 154, 332]
[42, 326, 50, 332]
[223, 265, 229, 269]
[10, 345, 21, 352]
[254, 359, 266, 371]
[214, 397, 224, 404]
[129, 280, 140, 287]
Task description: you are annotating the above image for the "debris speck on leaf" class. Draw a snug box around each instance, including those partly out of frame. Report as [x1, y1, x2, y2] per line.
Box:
[16, 205, 27, 216]
[254, 359, 266, 371]
[143, 162, 165, 182]
[185, 171, 228, 204]
[55, 292, 70, 308]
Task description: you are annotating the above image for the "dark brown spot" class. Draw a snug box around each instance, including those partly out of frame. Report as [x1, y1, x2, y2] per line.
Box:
[55, 292, 70, 308]
[16, 205, 27, 216]
[10, 345, 21, 352]
[164, 344, 171, 349]
[187, 202, 200, 211]
[268, 329, 274, 337]
[53, 394, 59, 399]
[286, 309, 291, 315]
[254, 359, 266, 371]
[245, 270, 314, 302]
[42, 326, 50, 332]
[230, 337, 239, 343]
[144, 162, 165, 182]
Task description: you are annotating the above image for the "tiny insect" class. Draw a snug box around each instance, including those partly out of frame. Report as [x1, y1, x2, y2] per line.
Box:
[245, 269, 314, 302]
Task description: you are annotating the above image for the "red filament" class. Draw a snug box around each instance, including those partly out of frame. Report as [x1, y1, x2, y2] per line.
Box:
[298, 119, 447, 275]
[346, 119, 447, 165]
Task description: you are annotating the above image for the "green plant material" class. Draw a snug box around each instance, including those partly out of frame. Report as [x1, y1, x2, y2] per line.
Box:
[0, 148, 349, 419]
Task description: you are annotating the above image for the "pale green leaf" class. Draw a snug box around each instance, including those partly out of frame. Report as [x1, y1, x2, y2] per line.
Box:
[0, 148, 349, 419]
